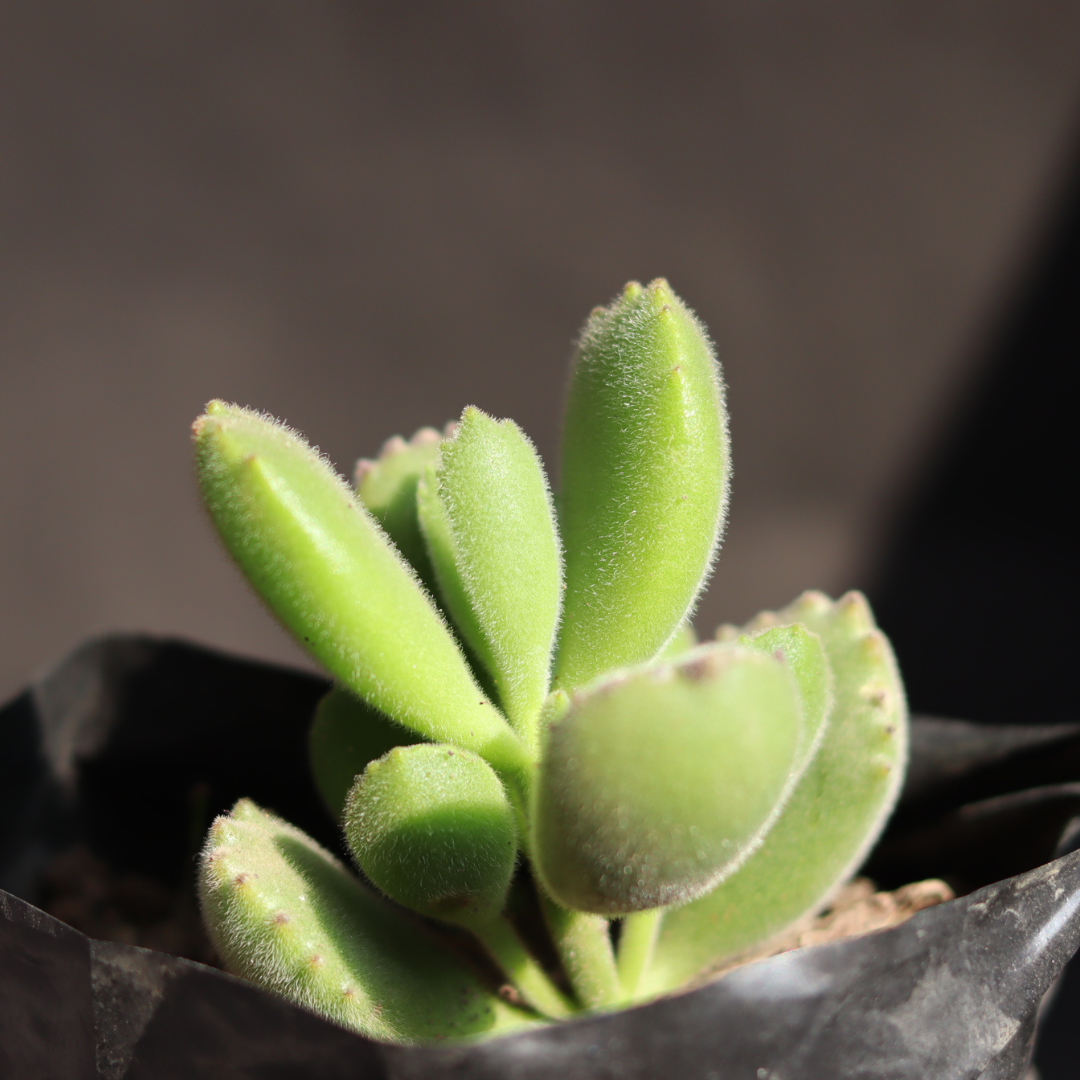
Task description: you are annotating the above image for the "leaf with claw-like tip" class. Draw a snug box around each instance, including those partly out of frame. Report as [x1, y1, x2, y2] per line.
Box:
[638, 591, 908, 997]
[354, 425, 449, 588]
[555, 279, 728, 691]
[193, 402, 529, 791]
[308, 686, 417, 820]
[198, 799, 537, 1044]
[615, 624, 832, 998]
[533, 643, 803, 915]
[344, 743, 517, 924]
[422, 408, 562, 741]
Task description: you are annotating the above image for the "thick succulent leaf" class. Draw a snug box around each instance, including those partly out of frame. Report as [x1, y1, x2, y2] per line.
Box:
[533, 644, 803, 915]
[741, 623, 833, 781]
[429, 408, 563, 738]
[555, 279, 729, 690]
[417, 463, 488, 658]
[194, 403, 528, 786]
[309, 686, 417, 819]
[640, 591, 908, 996]
[343, 745, 572, 1020]
[343, 743, 517, 924]
[354, 426, 447, 587]
[199, 799, 536, 1044]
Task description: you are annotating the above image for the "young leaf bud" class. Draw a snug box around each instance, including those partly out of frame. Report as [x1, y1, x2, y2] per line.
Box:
[422, 407, 563, 741]
[309, 686, 417, 819]
[344, 743, 517, 926]
[354, 424, 450, 588]
[533, 644, 803, 914]
[556, 279, 729, 690]
[193, 403, 529, 786]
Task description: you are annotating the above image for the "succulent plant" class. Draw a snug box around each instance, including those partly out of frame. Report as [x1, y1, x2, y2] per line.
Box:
[195, 279, 908, 1045]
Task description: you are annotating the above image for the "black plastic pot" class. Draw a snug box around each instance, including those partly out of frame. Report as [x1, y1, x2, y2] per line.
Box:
[3, 636, 1080, 1079]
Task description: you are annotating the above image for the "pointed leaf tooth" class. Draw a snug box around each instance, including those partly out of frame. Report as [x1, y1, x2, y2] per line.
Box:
[381, 434, 410, 457]
[835, 589, 875, 631]
[193, 403, 526, 782]
[786, 589, 834, 618]
[740, 610, 781, 634]
[556, 280, 729, 690]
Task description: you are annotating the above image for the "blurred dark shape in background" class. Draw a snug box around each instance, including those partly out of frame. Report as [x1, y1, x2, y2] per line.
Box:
[867, 143, 1080, 1075]
[871, 142, 1080, 727]
[2, 2, 1080, 704]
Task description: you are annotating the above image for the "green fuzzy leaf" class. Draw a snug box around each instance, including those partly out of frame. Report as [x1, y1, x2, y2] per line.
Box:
[639, 591, 908, 996]
[199, 799, 537, 1044]
[424, 407, 562, 740]
[344, 743, 517, 925]
[194, 403, 529, 788]
[342, 743, 574, 1020]
[309, 686, 417, 820]
[555, 279, 729, 691]
[355, 426, 447, 588]
[417, 463, 488, 656]
[741, 623, 833, 780]
[540, 900, 621, 1011]
[533, 643, 803, 915]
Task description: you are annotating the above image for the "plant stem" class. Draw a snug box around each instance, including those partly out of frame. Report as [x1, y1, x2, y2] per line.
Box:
[469, 914, 576, 1020]
[617, 908, 664, 1000]
[541, 895, 622, 1010]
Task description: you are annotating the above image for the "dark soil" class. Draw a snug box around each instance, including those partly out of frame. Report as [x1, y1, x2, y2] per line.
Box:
[37, 845, 219, 966]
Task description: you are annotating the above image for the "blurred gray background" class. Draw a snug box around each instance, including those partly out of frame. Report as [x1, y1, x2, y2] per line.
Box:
[2, 1, 1080, 704]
